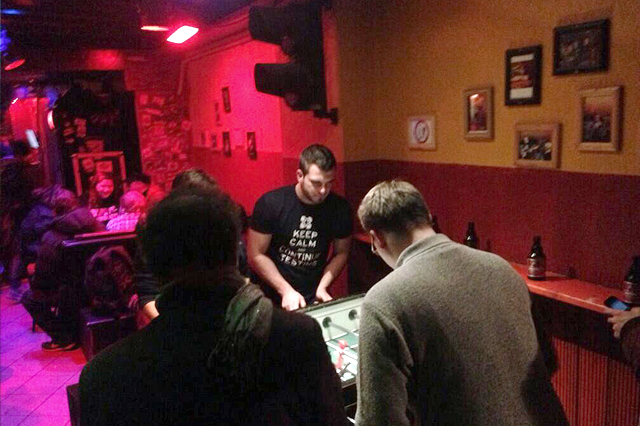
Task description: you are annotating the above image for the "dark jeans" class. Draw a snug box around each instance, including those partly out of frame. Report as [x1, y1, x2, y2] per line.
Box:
[21, 287, 79, 343]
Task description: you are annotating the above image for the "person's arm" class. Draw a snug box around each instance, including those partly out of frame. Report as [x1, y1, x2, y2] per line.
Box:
[356, 302, 413, 426]
[607, 307, 640, 376]
[316, 236, 352, 302]
[247, 228, 306, 310]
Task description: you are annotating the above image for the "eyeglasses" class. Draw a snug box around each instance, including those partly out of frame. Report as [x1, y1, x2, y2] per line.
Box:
[370, 237, 379, 256]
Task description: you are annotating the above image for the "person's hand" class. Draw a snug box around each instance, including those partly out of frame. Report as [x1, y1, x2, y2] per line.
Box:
[315, 288, 333, 303]
[281, 289, 306, 311]
[606, 306, 640, 338]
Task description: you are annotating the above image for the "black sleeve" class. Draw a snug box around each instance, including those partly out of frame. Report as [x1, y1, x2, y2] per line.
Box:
[620, 316, 640, 379]
[250, 193, 277, 234]
[133, 222, 161, 308]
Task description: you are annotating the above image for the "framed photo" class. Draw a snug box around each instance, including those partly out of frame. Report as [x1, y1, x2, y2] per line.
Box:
[505, 45, 542, 105]
[247, 132, 257, 160]
[578, 86, 621, 152]
[221, 87, 231, 113]
[222, 131, 231, 157]
[553, 19, 609, 75]
[407, 115, 436, 150]
[463, 87, 493, 140]
[209, 132, 220, 151]
[72, 151, 127, 197]
[514, 123, 560, 169]
[214, 101, 222, 126]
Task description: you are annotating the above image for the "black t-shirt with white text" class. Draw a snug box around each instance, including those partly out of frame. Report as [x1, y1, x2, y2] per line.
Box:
[251, 186, 352, 302]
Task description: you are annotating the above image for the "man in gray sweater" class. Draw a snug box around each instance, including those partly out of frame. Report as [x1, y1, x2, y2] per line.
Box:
[355, 180, 568, 426]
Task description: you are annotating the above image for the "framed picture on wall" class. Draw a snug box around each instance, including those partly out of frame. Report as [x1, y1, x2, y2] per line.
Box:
[222, 87, 231, 113]
[578, 86, 621, 152]
[72, 151, 127, 197]
[222, 131, 231, 157]
[553, 19, 609, 75]
[209, 132, 220, 151]
[505, 45, 542, 105]
[247, 131, 257, 160]
[463, 87, 493, 140]
[514, 123, 560, 169]
[407, 115, 436, 150]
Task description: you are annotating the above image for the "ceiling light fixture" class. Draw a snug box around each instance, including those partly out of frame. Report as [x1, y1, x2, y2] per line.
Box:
[166, 25, 199, 44]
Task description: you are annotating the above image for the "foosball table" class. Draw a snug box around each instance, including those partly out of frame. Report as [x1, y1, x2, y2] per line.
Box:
[301, 293, 365, 416]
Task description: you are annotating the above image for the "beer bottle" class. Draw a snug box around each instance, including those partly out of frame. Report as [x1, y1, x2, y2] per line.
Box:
[527, 236, 546, 280]
[432, 215, 441, 233]
[623, 256, 640, 305]
[464, 221, 478, 249]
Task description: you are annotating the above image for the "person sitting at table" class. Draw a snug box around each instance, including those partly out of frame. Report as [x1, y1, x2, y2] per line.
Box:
[607, 307, 640, 379]
[89, 172, 121, 223]
[106, 191, 147, 232]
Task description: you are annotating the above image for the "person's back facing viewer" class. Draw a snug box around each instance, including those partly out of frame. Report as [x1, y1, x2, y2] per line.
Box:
[79, 189, 348, 426]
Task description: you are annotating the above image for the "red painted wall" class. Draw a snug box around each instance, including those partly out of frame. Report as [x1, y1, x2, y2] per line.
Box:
[345, 160, 640, 290]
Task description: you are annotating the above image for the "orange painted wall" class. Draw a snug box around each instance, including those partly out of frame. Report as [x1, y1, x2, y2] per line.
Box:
[336, 0, 640, 176]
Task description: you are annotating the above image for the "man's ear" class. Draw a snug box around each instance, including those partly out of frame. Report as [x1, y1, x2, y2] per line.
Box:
[295, 169, 304, 182]
[370, 229, 387, 249]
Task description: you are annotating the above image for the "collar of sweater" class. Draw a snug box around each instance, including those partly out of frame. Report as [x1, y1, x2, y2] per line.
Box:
[396, 233, 452, 268]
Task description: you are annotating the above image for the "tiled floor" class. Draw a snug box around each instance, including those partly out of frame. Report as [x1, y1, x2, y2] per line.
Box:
[1, 284, 85, 426]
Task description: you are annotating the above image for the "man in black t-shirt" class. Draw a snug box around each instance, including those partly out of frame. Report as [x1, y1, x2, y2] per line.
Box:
[249, 144, 352, 311]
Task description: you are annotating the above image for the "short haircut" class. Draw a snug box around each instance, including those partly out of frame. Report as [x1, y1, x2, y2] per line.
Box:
[125, 172, 151, 185]
[51, 188, 79, 215]
[119, 191, 146, 214]
[357, 180, 432, 234]
[141, 190, 240, 280]
[171, 169, 218, 193]
[299, 144, 336, 174]
[32, 185, 63, 208]
[10, 140, 30, 157]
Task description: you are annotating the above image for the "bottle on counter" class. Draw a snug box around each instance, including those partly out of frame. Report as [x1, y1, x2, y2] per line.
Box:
[431, 215, 441, 233]
[527, 236, 546, 281]
[463, 221, 479, 249]
[623, 256, 640, 305]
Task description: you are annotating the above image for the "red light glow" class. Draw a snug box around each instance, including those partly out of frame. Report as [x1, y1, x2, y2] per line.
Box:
[167, 26, 199, 44]
[141, 25, 169, 32]
[4, 58, 26, 70]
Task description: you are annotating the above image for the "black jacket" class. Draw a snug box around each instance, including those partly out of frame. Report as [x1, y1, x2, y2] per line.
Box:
[80, 277, 348, 426]
[32, 207, 102, 292]
[20, 203, 55, 263]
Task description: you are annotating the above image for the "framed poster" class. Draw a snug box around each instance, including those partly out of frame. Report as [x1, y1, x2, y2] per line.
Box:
[71, 151, 127, 197]
[222, 131, 231, 157]
[578, 86, 621, 152]
[463, 87, 494, 140]
[247, 131, 257, 159]
[505, 45, 542, 105]
[553, 19, 609, 75]
[222, 86, 231, 113]
[514, 123, 560, 169]
[407, 115, 436, 150]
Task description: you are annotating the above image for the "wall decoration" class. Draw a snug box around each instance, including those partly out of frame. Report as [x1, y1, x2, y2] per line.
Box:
[215, 101, 222, 126]
[578, 86, 621, 152]
[222, 131, 231, 157]
[407, 115, 436, 150]
[209, 132, 220, 151]
[72, 151, 127, 197]
[222, 86, 231, 113]
[505, 45, 542, 105]
[514, 123, 560, 169]
[463, 87, 493, 140]
[553, 19, 609, 75]
[247, 131, 257, 159]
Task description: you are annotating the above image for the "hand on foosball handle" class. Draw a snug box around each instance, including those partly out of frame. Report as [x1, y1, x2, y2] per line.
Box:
[281, 289, 306, 311]
[315, 288, 333, 303]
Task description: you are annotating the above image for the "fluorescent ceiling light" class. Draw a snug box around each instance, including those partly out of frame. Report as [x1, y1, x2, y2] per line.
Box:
[166, 25, 199, 44]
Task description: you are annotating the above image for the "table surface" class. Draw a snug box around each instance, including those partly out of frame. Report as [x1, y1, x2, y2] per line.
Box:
[353, 232, 622, 315]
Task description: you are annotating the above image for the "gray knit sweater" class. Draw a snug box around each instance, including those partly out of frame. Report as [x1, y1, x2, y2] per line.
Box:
[355, 234, 568, 426]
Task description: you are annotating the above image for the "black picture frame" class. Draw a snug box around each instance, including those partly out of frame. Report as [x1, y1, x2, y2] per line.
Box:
[221, 87, 231, 113]
[505, 45, 542, 106]
[553, 19, 609, 75]
[222, 131, 231, 157]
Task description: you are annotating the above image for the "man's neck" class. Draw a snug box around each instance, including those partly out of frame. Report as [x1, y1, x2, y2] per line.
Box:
[294, 182, 314, 205]
[387, 226, 436, 264]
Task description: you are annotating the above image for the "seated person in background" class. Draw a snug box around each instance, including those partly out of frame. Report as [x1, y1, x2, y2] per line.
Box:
[607, 307, 640, 379]
[123, 172, 165, 209]
[106, 191, 146, 232]
[135, 169, 220, 327]
[80, 189, 348, 426]
[354, 180, 568, 426]
[22, 189, 103, 351]
[89, 172, 121, 223]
